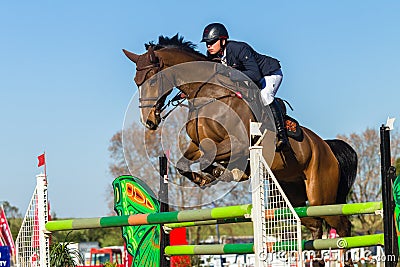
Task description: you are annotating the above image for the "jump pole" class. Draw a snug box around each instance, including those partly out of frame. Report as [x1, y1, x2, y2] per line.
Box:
[164, 234, 385, 256]
[45, 201, 382, 231]
[45, 204, 253, 231]
[165, 201, 383, 229]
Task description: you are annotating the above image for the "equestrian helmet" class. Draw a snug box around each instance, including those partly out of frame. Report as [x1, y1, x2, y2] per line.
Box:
[201, 23, 229, 42]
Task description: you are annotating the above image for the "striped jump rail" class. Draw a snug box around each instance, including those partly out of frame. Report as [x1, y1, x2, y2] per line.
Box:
[165, 201, 382, 228]
[46, 202, 382, 232]
[164, 234, 384, 255]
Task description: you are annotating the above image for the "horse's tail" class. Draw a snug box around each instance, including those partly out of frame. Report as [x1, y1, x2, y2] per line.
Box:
[325, 139, 358, 204]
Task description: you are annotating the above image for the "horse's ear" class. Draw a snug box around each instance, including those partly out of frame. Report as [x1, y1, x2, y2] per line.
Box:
[147, 46, 158, 63]
[122, 49, 139, 64]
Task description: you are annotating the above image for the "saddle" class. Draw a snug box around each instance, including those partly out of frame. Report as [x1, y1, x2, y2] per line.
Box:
[214, 74, 304, 142]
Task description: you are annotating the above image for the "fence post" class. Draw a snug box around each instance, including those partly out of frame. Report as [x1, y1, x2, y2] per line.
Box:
[159, 155, 170, 267]
[37, 174, 50, 267]
[380, 125, 398, 266]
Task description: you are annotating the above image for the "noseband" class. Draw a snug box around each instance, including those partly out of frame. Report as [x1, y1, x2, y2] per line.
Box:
[136, 62, 161, 72]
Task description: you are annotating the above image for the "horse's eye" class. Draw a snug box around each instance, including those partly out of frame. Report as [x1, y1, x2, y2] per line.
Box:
[149, 78, 157, 86]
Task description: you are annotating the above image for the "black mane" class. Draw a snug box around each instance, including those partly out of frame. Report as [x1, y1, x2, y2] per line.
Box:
[145, 34, 205, 58]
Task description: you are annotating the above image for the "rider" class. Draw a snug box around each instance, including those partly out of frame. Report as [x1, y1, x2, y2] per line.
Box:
[201, 22, 289, 151]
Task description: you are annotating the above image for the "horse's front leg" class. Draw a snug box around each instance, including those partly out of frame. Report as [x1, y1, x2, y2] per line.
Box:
[176, 141, 216, 187]
[211, 135, 250, 182]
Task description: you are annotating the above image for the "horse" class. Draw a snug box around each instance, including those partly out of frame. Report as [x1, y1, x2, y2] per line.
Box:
[123, 34, 358, 266]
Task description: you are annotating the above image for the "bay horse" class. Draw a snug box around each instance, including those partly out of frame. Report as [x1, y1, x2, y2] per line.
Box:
[123, 34, 358, 266]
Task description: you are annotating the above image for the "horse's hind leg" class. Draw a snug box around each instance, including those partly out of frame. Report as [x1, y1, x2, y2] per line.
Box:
[323, 215, 353, 266]
[301, 217, 326, 267]
[323, 216, 351, 237]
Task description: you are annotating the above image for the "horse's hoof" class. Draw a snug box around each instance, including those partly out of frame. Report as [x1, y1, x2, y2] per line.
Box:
[213, 166, 225, 178]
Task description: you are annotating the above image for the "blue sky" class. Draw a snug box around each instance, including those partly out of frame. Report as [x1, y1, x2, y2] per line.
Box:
[1, 1, 399, 218]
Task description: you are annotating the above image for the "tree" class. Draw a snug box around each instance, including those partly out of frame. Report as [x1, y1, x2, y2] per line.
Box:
[1, 201, 22, 240]
[1, 201, 20, 218]
[337, 127, 400, 235]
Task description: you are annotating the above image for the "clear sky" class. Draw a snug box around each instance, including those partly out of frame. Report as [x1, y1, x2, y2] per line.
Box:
[1, 1, 399, 218]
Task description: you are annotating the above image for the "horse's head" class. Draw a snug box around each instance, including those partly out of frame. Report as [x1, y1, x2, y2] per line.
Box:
[123, 46, 166, 130]
[124, 34, 207, 130]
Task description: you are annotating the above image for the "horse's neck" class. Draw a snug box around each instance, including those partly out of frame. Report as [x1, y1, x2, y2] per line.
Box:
[159, 48, 205, 67]
[158, 48, 210, 98]
[180, 83, 229, 100]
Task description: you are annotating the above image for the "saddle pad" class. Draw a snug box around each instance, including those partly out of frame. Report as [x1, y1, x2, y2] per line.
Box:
[285, 115, 304, 142]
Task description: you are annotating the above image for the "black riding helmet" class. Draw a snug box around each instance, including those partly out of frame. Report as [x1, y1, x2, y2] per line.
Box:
[201, 23, 229, 43]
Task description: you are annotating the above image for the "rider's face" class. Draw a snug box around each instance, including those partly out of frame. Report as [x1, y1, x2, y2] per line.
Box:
[206, 39, 222, 55]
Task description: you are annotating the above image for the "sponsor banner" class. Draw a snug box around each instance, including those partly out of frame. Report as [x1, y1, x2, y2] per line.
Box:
[0, 246, 10, 267]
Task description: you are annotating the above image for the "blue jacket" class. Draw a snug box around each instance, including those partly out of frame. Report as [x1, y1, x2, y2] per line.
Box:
[208, 40, 281, 84]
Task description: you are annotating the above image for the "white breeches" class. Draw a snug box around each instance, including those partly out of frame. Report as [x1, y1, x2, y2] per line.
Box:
[259, 69, 283, 105]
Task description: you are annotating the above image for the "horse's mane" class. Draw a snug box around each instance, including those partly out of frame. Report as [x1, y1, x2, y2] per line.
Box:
[145, 34, 206, 58]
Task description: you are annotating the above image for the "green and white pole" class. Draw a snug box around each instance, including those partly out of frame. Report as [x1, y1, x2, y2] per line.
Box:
[45, 204, 252, 231]
[164, 234, 384, 256]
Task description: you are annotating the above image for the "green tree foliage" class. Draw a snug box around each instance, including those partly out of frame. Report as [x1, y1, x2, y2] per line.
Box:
[1, 201, 22, 240]
[1, 201, 20, 218]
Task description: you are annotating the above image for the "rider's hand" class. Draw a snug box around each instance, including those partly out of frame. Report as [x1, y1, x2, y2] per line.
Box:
[215, 63, 230, 77]
[229, 70, 244, 82]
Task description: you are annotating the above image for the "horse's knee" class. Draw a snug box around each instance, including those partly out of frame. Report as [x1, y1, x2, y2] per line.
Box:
[199, 156, 213, 170]
[176, 157, 191, 173]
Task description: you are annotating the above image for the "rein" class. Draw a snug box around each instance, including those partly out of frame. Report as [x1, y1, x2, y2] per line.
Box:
[188, 93, 237, 112]
[158, 93, 187, 120]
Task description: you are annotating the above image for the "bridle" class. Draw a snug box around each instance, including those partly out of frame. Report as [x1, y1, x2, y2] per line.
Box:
[137, 54, 184, 121]
[137, 46, 164, 110]
[136, 61, 161, 72]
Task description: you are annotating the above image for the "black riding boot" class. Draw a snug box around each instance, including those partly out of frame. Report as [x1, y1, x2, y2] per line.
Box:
[269, 99, 290, 151]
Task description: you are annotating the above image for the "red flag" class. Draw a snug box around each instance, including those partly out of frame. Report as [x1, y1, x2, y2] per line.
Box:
[37, 153, 45, 167]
